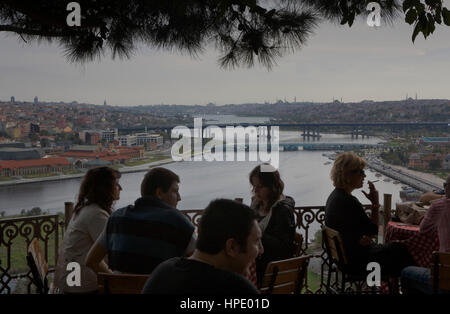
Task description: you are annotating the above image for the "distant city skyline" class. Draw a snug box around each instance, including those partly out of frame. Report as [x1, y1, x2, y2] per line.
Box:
[1, 16, 450, 106]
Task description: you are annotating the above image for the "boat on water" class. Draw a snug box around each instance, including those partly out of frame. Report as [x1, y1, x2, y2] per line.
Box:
[393, 180, 400, 184]
[324, 161, 332, 165]
[400, 189, 423, 202]
[383, 178, 391, 182]
[375, 173, 382, 177]
[401, 185, 409, 190]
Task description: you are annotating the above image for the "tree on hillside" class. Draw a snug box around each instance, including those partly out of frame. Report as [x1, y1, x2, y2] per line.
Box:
[0, 1, 448, 69]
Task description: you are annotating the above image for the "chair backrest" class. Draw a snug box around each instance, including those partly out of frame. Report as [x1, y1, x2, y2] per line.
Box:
[26, 238, 49, 294]
[293, 232, 303, 257]
[321, 225, 348, 267]
[259, 255, 310, 294]
[97, 272, 150, 294]
[431, 251, 450, 293]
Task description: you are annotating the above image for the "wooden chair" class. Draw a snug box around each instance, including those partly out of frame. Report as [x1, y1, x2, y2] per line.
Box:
[259, 255, 310, 294]
[322, 225, 391, 294]
[97, 272, 150, 294]
[293, 232, 304, 257]
[431, 251, 450, 294]
[26, 238, 49, 294]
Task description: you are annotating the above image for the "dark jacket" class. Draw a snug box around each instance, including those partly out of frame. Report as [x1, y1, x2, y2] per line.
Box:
[324, 188, 378, 266]
[253, 196, 296, 286]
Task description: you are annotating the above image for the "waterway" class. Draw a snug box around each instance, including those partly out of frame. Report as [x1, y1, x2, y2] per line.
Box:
[0, 129, 403, 218]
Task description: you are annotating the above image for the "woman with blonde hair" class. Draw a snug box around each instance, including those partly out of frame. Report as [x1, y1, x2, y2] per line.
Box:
[325, 152, 414, 279]
[54, 166, 122, 293]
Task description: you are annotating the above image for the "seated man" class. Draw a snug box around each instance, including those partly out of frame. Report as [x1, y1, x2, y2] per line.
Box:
[401, 175, 450, 294]
[142, 199, 263, 294]
[86, 167, 195, 274]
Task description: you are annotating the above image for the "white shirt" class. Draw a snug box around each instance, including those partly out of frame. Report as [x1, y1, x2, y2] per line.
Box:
[54, 203, 109, 293]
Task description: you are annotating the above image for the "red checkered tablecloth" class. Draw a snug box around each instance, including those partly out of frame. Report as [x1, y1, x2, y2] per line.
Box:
[385, 221, 439, 268]
[245, 260, 258, 288]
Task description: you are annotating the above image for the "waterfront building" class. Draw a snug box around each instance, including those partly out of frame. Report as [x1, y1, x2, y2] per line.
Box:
[61, 145, 143, 164]
[0, 157, 72, 177]
[0, 147, 41, 161]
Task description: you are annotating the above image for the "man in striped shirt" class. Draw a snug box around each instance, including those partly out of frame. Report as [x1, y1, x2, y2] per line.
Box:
[86, 167, 196, 276]
[401, 174, 450, 294]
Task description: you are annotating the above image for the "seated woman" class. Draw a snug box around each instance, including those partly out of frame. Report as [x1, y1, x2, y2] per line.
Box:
[249, 164, 296, 287]
[54, 167, 122, 293]
[325, 152, 414, 278]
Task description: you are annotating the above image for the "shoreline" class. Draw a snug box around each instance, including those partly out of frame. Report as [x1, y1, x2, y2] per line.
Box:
[366, 159, 443, 193]
[0, 158, 177, 187]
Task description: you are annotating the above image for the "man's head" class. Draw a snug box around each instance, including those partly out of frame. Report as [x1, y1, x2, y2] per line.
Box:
[445, 174, 450, 199]
[141, 167, 181, 208]
[196, 199, 264, 274]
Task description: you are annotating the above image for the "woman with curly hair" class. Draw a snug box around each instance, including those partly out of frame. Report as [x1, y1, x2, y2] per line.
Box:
[325, 152, 414, 279]
[54, 166, 121, 293]
[249, 164, 296, 287]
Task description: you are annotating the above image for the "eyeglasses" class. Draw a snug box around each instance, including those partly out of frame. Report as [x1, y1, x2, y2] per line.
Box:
[351, 169, 365, 176]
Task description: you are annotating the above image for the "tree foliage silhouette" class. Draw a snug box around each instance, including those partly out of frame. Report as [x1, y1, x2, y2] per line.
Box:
[0, 1, 448, 68]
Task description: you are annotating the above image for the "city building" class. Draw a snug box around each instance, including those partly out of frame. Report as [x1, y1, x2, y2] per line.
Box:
[0, 147, 41, 160]
[118, 135, 137, 147]
[408, 153, 443, 169]
[61, 146, 143, 164]
[0, 157, 72, 177]
[85, 132, 101, 145]
[10, 96, 15, 103]
[135, 133, 163, 148]
[101, 128, 118, 142]
[420, 137, 450, 146]
[30, 123, 40, 134]
[445, 154, 450, 170]
[34, 96, 38, 105]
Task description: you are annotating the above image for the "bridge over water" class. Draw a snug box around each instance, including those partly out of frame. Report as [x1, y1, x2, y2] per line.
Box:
[119, 121, 449, 140]
[279, 143, 380, 151]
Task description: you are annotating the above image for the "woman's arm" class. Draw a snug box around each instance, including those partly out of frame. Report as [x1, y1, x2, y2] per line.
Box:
[85, 242, 112, 274]
[262, 206, 295, 256]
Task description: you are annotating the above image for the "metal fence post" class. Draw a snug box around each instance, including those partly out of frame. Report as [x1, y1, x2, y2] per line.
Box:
[64, 202, 74, 228]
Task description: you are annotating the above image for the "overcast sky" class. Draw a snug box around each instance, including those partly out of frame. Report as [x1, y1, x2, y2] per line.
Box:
[1, 10, 449, 106]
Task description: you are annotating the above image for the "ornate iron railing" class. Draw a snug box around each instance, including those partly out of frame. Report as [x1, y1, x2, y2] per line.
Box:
[1, 205, 378, 294]
[183, 205, 376, 294]
[0, 215, 65, 294]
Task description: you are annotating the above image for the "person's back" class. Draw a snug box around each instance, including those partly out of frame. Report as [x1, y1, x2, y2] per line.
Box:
[55, 203, 109, 292]
[105, 196, 194, 274]
[142, 257, 258, 294]
[419, 197, 450, 252]
[54, 166, 121, 293]
[85, 167, 195, 276]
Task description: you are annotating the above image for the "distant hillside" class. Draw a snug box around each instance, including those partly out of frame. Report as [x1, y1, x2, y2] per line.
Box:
[134, 99, 450, 123]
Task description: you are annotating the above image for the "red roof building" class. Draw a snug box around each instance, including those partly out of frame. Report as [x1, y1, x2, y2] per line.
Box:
[0, 157, 72, 177]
